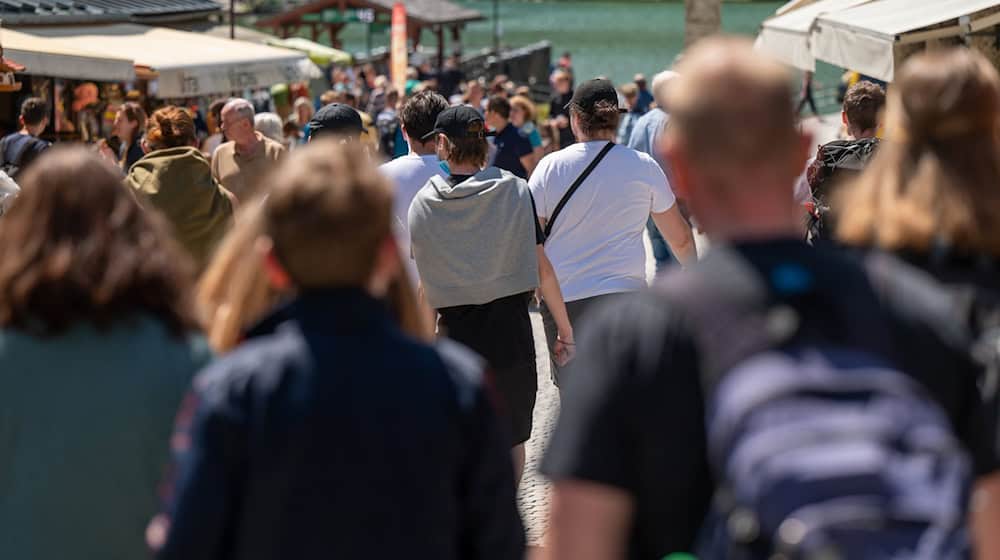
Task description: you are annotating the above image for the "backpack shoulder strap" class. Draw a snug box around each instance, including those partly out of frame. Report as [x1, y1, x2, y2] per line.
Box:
[543, 141, 615, 241]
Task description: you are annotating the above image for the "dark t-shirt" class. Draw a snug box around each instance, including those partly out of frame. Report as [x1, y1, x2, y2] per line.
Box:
[542, 240, 998, 559]
[492, 124, 534, 179]
[549, 92, 576, 148]
[1, 132, 49, 177]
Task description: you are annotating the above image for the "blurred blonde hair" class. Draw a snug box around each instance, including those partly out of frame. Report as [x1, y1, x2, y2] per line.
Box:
[836, 48, 1000, 255]
[197, 142, 432, 353]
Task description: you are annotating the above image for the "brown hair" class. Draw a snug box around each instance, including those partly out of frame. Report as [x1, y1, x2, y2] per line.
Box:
[0, 147, 197, 336]
[837, 48, 1000, 255]
[399, 90, 449, 143]
[265, 139, 393, 288]
[120, 101, 147, 132]
[509, 95, 537, 123]
[570, 100, 621, 137]
[20, 97, 49, 127]
[146, 106, 197, 150]
[443, 134, 489, 168]
[198, 142, 430, 351]
[486, 95, 511, 120]
[843, 81, 886, 133]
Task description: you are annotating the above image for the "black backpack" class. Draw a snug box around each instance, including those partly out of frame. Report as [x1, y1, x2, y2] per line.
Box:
[806, 138, 879, 243]
[656, 251, 973, 560]
[0, 134, 45, 180]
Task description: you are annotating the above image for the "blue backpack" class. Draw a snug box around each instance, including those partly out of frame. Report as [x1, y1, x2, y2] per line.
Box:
[658, 254, 973, 560]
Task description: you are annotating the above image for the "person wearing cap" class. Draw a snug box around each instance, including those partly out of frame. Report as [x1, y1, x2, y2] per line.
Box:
[529, 77, 697, 386]
[408, 105, 575, 485]
[211, 98, 285, 200]
[308, 103, 367, 142]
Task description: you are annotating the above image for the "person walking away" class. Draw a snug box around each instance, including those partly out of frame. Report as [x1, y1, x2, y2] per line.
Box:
[616, 83, 641, 145]
[126, 106, 234, 269]
[200, 98, 228, 157]
[548, 69, 576, 148]
[530, 77, 696, 385]
[378, 91, 449, 286]
[0, 97, 50, 180]
[509, 95, 545, 165]
[307, 102, 367, 142]
[211, 99, 285, 200]
[151, 140, 524, 560]
[796, 70, 820, 118]
[485, 95, 536, 179]
[437, 52, 465, 98]
[542, 37, 1000, 560]
[800, 81, 885, 242]
[628, 70, 681, 273]
[0, 147, 210, 560]
[836, 49, 1000, 558]
[409, 106, 575, 484]
[633, 73, 654, 114]
[112, 101, 147, 171]
[376, 88, 408, 160]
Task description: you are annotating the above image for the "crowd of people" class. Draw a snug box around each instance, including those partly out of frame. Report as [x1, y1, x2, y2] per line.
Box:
[1, 34, 1000, 560]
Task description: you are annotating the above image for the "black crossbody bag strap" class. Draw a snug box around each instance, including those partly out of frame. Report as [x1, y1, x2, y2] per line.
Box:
[543, 141, 615, 241]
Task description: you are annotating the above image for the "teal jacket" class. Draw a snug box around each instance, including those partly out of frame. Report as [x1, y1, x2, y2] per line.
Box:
[0, 317, 211, 559]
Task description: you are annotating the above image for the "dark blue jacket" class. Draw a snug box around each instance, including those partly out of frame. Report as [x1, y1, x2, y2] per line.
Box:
[158, 289, 524, 560]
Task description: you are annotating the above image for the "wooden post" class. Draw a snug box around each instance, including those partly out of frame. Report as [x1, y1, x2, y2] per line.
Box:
[684, 0, 721, 47]
[436, 25, 445, 71]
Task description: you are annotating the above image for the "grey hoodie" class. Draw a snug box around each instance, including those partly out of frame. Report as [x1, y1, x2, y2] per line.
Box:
[409, 166, 539, 309]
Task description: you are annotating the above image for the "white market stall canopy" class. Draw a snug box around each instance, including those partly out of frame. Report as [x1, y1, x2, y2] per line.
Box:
[812, 0, 1000, 81]
[755, 0, 872, 71]
[16, 24, 321, 97]
[2, 27, 135, 82]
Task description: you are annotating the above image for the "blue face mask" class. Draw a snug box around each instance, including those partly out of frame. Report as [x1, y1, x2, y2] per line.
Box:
[439, 161, 450, 175]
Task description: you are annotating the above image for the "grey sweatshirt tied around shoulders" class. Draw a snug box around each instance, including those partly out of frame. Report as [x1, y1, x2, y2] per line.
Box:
[409, 166, 539, 309]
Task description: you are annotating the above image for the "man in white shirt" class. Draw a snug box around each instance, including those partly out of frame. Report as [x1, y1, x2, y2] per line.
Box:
[378, 91, 449, 285]
[529, 78, 696, 385]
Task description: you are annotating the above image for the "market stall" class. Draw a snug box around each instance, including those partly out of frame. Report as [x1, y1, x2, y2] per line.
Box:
[754, 0, 873, 72]
[810, 0, 1000, 81]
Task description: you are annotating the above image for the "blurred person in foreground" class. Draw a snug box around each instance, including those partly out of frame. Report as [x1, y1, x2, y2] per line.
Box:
[530, 77, 695, 386]
[409, 106, 575, 485]
[198, 202, 431, 354]
[378, 91, 449, 286]
[126, 106, 235, 269]
[151, 140, 524, 560]
[0, 147, 210, 560]
[212, 99, 286, 200]
[627, 70, 681, 273]
[837, 48, 1000, 557]
[543, 37, 1000, 559]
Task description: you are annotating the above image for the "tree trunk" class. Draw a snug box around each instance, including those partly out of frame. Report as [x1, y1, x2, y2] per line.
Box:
[684, 0, 722, 47]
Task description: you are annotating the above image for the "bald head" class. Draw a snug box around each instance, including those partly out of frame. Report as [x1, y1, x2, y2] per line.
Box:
[651, 70, 679, 110]
[662, 37, 809, 241]
[667, 37, 798, 171]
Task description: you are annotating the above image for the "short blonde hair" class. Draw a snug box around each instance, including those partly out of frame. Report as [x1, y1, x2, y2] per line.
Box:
[837, 48, 1000, 255]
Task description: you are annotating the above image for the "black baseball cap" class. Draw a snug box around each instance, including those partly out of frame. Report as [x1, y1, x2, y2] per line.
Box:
[565, 78, 627, 113]
[420, 105, 494, 141]
[308, 103, 366, 140]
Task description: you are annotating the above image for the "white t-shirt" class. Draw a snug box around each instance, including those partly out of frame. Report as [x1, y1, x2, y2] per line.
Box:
[529, 141, 676, 302]
[378, 153, 445, 284]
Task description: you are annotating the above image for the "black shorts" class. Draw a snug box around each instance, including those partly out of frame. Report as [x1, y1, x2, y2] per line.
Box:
[438, 292, 538, 445]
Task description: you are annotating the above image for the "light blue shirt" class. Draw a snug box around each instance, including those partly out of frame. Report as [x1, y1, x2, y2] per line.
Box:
[626, 108, 671, 180]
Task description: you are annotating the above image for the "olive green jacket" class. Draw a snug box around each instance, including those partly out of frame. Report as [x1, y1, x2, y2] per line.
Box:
[126, 147, 233, 268]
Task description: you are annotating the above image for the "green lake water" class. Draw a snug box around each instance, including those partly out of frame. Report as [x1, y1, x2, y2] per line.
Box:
[334, 1, 843, 112]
